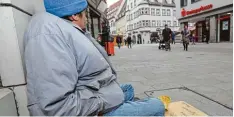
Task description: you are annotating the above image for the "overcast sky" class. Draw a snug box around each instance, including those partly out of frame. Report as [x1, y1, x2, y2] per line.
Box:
[107, 0, 119, 7]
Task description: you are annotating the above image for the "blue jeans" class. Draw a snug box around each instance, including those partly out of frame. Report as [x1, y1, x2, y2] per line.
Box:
[104, 84, 165, 116]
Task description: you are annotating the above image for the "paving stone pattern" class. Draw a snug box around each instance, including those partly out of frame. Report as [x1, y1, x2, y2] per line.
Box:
[110, 43, 233, 116]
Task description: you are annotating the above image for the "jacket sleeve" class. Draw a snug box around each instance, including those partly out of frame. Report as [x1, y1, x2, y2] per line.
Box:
[25, 34, 87, 116]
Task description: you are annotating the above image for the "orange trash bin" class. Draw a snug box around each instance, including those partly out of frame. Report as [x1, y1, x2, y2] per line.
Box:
[105, 42, 115, 56]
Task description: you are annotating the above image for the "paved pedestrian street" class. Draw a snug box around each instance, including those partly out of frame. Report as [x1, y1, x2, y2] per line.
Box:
[110, 43, 233, 116]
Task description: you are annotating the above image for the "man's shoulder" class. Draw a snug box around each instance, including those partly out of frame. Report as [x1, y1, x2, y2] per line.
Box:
[26, 12, 73, 38]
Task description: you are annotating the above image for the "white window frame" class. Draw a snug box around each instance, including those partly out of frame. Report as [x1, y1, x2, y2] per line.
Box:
[167, 9, 171, 16]
[173, 21, 177, 26]
[167, 20, 171, 26]
[162, 9, 166, 16]
[163, 20, 166, 26]
[142, 20, 146, 27]
[157, 20, 161, 27]
[156, 9, 161, 16]
[152, 20, 156, 27]
[151, 8, 155, 16]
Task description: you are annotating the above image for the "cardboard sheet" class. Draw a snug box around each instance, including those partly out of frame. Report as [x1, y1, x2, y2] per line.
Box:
[165, 101, 208, 116]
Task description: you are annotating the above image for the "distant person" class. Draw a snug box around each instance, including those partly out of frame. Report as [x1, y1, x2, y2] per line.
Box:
[162, 24, 172, 51]
[124, 39, 127, 45]
[116, 35, 122, 49]
[171, 31, 175, 44]
[205, 27, 210, 44]
[127, 35, 132, 49]
[191, 31, 196, 45]
[182, 25, 190, 51]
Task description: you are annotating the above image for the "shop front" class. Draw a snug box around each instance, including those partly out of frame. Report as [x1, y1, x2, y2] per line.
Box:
[86, 0, 108, 39]
[179, 3, 233, 43]
[219, 13, 232, 42]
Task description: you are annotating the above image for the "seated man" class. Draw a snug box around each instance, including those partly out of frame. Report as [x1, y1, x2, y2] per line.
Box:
[24, 0, 165, 116]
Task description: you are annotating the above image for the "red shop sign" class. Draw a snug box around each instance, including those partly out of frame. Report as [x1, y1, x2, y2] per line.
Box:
[181, 4, 213, 17]
[217, 16, 230, 20]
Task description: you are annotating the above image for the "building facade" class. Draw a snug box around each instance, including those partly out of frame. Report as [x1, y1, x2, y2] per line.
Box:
[126, 0, 180, 44]
[115, 0, 127, 38]
[175, 0, 233, 43]
[86, 0, 108, 39]
[107, 0, 123, 36]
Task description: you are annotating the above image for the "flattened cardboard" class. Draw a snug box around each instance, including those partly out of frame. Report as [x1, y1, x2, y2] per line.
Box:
[165, 101, 208, 116]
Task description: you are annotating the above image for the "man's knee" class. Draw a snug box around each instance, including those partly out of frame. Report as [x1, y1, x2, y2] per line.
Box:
[121, 84, 134, 92]
[146, 98, 165, 116]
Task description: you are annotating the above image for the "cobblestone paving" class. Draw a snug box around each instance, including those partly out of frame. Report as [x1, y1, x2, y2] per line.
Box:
[110, 43, 233, 115]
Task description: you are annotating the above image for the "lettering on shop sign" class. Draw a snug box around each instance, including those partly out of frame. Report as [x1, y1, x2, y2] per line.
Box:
[181, 4, 213, 17]
[217, 16, 230, 20]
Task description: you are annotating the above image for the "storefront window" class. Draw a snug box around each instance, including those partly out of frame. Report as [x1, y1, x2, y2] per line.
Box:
[93, 18, 99, 38]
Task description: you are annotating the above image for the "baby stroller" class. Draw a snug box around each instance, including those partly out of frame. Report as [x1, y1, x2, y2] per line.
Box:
[158, 39, 166, 50]
[159, 39, 171, 51]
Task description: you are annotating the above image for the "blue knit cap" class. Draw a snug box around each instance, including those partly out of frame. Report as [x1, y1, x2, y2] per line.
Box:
[44, 0, 88, 17]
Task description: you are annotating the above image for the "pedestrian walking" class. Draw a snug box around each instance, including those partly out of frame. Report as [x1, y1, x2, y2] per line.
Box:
[127, 35, 132, 49]
[116, 35, 122, 49]
[205, 27, 210, 44]
[171, 31, 175, 44]
[182, 25, 190, 51]
[191, 31, 196, 45]
[162, 24, 172, 51]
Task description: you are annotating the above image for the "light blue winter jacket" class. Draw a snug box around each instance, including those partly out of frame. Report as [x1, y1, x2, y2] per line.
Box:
[24, 12, 124, 116]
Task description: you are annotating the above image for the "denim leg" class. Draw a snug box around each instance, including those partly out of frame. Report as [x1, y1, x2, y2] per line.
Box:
[120, 84, 134, 102]
[104, 98, 165, 116]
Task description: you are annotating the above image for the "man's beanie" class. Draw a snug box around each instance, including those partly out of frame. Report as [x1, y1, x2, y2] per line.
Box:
[44, 0, 88, 17]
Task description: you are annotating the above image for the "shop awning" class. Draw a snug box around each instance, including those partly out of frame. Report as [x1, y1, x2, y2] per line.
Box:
[179, 5, 233, 23]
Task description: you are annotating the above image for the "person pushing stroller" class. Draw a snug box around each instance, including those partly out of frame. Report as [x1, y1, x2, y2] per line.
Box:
[162, 24, 172, 51]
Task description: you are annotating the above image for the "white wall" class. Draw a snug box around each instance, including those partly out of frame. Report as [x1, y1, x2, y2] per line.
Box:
[175, 0, 233, 20]
[0, 89, 17, 116]
[0, 0, 45, 115]
[116, 16, 126, 36]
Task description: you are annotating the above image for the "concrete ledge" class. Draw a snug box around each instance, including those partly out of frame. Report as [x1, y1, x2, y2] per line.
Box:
[0, 88, 17, 116]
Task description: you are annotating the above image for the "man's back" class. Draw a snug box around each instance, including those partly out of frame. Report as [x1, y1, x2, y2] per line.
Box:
[24, 12, 124, 116]
[162, 28, 171, 41]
